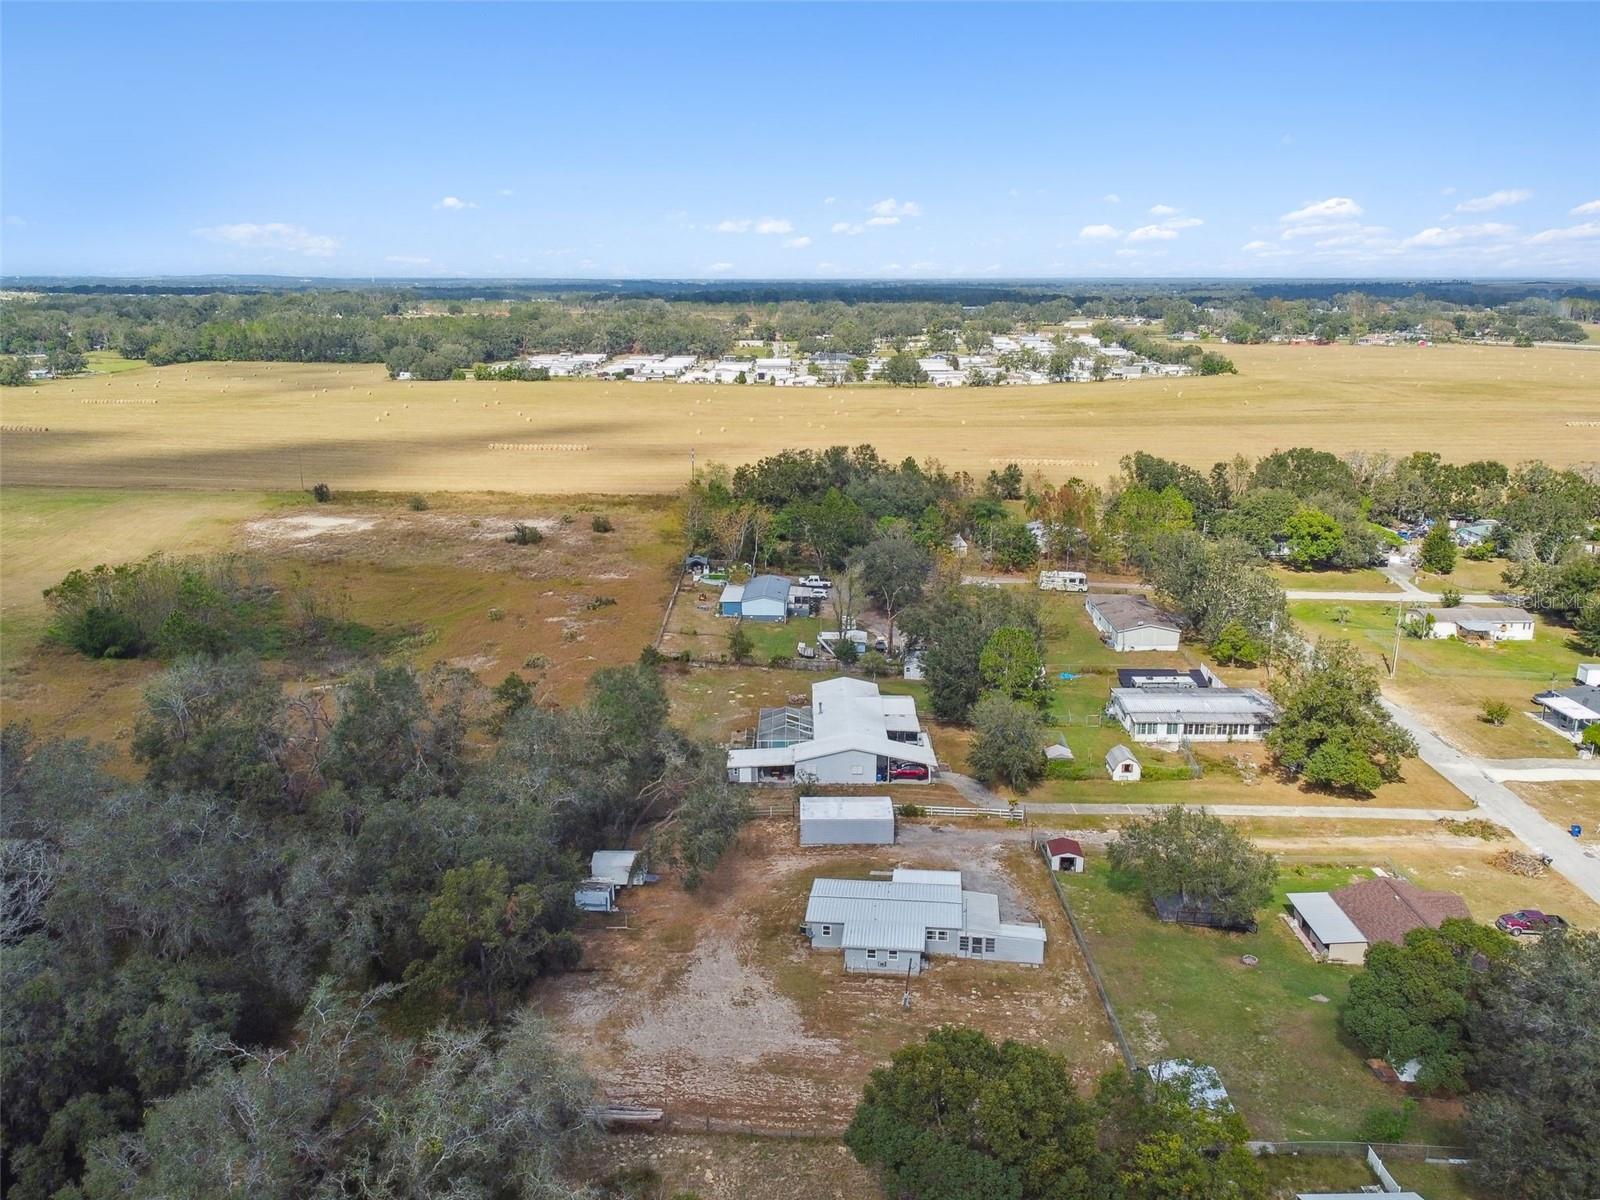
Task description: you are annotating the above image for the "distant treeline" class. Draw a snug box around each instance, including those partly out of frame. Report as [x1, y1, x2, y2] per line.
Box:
[1, 285, 1591, 381]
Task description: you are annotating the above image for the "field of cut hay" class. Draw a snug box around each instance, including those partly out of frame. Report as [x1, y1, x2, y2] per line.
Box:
[1, 341, 1595, 495]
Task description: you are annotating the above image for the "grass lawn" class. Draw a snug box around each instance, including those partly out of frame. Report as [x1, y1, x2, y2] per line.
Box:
[84, 349, 147, 374]
[1060, 860, 1466, 1142]
[1290, 599, 1587, 758]
[1414, 556, 1509, 594]
[738, 615, 825, 662]
[1508, 781, 1600, 835]
[1269, 565, 1399, 592]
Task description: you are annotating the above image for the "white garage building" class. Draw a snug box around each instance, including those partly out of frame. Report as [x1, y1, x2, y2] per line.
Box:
[799, 796, 896, 845]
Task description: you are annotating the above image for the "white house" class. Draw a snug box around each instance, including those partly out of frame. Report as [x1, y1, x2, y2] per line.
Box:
[1085, 594, 1182, 652]
[799, 796, 895, 846]
[727, 677, 937, 785]
[803, 867, 1045, 974]
[1532, 665, 1600, 745]
[573, 850, 647, 913]
[1411, 605, 1535, 641]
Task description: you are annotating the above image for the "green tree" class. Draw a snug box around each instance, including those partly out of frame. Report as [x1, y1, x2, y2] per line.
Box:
[1466, 930, 1600, 1200]
[1480, 698, 1511, 726]
[1267, 638, 1418, 795]
[881, 350, 928, 387]
[728, 624, 754, 663]
[1209, 621, 1264, 667]
[1107, 806, 1277, 926]
[0, 355, 33, 386]
[1283, 507, 1345, 569]
[903, 585, 1044, 722]
[854, 527, 933, 653]
[406, 859, 578, 1019]
[1342, 919, 1513, 1093]
[979, 626, 1047, 705]
[1419, 521, 1457, 574]
[969, 694, 1046, 792]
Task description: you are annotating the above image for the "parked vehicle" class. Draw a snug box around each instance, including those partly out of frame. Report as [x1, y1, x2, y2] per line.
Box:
[799, 575, 832, 590]
[890, 764, 929, 781]
[873, 636, 888, 653]
[1496, 909, 1568, 936]
[1038, 570, 1088, 592]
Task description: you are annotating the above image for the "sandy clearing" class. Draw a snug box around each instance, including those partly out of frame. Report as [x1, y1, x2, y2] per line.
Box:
[244, 514, 378, 541]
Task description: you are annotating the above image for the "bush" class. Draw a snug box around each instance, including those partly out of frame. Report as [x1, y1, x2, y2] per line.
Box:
[311, 482, 332, 503]
[896, 804, 926, 818]
[487, 607, 505, 622]
[584, 596, 616, 610]
[833, 638, 860, 665]
[1355, 1100, 1417, 1144]
[591, 514, 614, 533]
[507, 523, 544, 546]
[767, 653, 791, 668]
[1480, 698, 1511, 726]
[1440, 585, 1463, 608]
[407, 494, 429, 511]
[728, 625, 754, 664]
[858, 650, 893, 677]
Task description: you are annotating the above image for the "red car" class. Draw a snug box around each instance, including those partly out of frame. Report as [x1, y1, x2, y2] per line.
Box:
[1496, 909, 1568, 936]
[890, 764, 929, 781]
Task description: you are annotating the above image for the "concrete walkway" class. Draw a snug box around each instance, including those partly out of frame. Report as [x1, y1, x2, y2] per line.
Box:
[1381, 699, 1600, 903]
[1482, 763, 1600, 783]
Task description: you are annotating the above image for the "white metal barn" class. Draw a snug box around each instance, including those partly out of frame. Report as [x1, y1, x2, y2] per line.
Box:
[1106, 745, 1141, 782]
[799, 796, 896, 845]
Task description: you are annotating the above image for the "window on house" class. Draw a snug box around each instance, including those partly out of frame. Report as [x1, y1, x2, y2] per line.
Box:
[865, 949, 877, 959]
[887, 951, 898, 961]
[934, 930, 948, 942]
[820, 925, 831, 936]
[984, 938, 996, 953]
[958, 936, 970, 952]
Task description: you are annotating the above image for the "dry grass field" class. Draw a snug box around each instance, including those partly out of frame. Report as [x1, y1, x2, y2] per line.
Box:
[0, 487, 680, 753]
[3, 341, 1596, 495]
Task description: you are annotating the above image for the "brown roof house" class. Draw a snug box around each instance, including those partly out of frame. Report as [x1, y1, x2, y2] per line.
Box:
[1333, 877, 1470, 949]
[1287, 876, 1469, 964]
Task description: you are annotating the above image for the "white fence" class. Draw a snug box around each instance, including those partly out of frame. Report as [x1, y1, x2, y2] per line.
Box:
[911, 804, 1024, 822]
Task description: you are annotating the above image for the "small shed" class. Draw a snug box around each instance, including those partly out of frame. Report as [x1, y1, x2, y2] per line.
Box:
[1044, 836, 1085, 873]
[1105, 744, 1140, 782]
[718, 582, 745, 617]
[575, 850, 646, 913]
[1044, 741, 1074, 763]
[800, 796, 895, 846]
[1146, 1059, 1231, 1110]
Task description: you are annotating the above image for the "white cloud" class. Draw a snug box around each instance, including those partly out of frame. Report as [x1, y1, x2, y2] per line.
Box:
[865, 215, 900, 227]
[1280, 220, 1388, 242]
[384, 255, 431, 265]
[194, 222, 339, 257]
[782, 235, 812, 249]
[1126, 224, 1178, 242]
[815, 261, 838, 271]
[1280, 197, 1363, 223]
[1455, 188, 1532, 213]
[1400, 222, 1516, 249]
[831, 221, 862, 235]
[435, 196, 475, 210]
[1148, 204, 1180, 216]
[1103, 193, 1121, 204]
[1162, 216, 1204, 230]
[870, 198, 922, 218]
[823, 196, 837, 205]
[497, 188, 514, 197]
[1079, 224, 1122, 240]
[1571, 199, 1600, 216]
[704, 261, 735, 273]
[1241, 241, 1272, 252]
[1527, 221, 1600, 244]
[720, 216, 795, 235]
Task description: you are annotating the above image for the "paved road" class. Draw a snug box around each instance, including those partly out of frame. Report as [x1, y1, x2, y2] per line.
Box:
[1381, 699, 1600, 903]
[1283, 589, 1502, 603]
[1481, 763, 1600, 783]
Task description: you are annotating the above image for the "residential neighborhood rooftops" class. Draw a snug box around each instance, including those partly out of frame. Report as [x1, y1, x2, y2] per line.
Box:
[1086, 594, 1181, 633]
[1286, 891, 1367, 947]
[1109, 687, 1275, 720]
[1116, 667, 1209, 689]
[1330, 877, 1470, 947]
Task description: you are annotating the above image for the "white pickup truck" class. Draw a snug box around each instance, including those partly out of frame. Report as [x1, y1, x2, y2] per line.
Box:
[799, 575, 832, 590]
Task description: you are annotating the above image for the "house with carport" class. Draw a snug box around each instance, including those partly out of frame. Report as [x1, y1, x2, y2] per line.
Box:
[726, 677, 937, 785]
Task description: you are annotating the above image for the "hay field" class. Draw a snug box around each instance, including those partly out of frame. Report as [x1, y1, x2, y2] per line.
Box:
[2, 341, 1596, 495]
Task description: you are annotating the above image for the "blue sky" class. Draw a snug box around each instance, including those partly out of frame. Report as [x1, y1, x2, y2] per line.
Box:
[4, 2, 1598, 279]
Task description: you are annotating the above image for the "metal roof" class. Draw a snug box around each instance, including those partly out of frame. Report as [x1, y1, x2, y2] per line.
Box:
[1110, 687, 1276, 720]
[962, 890, 1001, 934]
[799, 796, 894, 822]
[1537, 689, 1600, 722]
[718, 583, 745, 603]
[1287, 891, 1367, 946]
[741, 574, 793, 605]
[891, 867, 963, 887]
[590, 850, 641, 886]
[1106, 744, 1138, 768]
[1424, 605, 1534, 624]
[842, 921, 927, 953]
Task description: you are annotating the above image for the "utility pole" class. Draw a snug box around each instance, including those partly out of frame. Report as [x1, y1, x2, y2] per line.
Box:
[1391, 603, 1406, 678]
